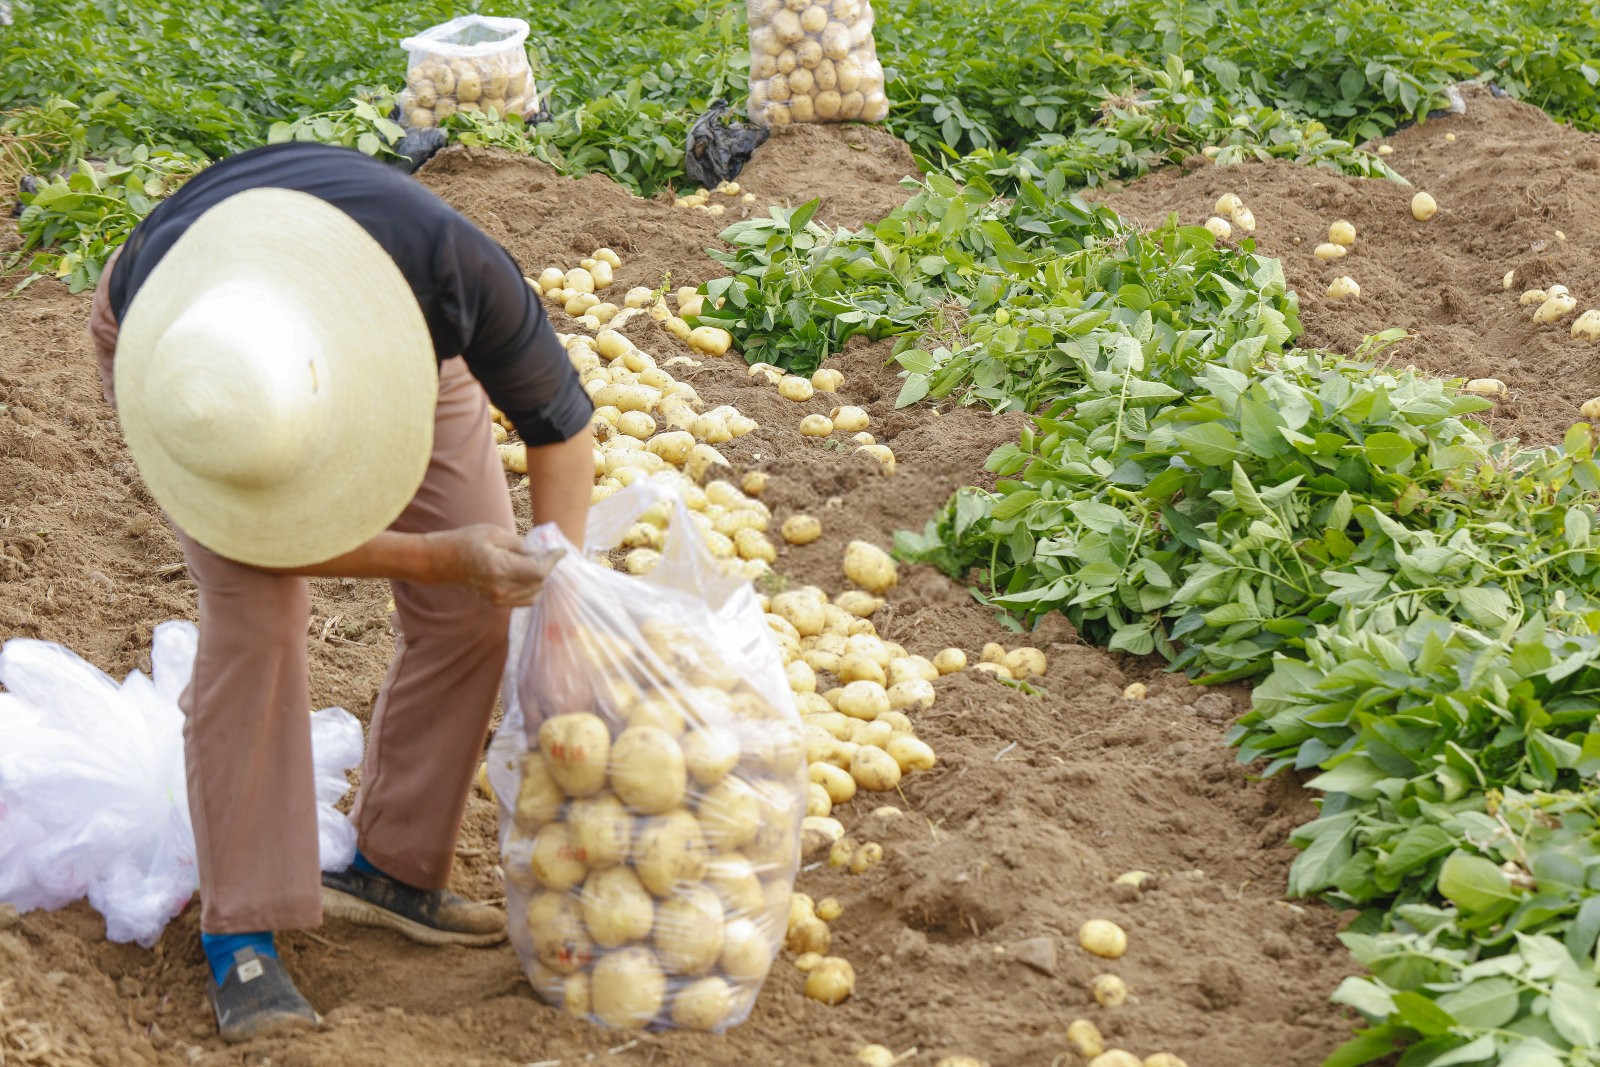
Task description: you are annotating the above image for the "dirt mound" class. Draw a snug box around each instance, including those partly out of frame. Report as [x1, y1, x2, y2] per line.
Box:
[1, 127, 1362, 1066]
[1098, 84, 1600, 449]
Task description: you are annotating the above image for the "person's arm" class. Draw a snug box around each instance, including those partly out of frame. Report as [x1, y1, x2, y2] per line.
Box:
[263, 525, 558, 607]
[527, 422, 594, 548]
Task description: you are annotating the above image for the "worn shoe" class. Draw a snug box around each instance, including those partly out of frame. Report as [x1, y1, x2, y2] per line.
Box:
[208, 948, 321, 1044]
[321, 866, 507, 947]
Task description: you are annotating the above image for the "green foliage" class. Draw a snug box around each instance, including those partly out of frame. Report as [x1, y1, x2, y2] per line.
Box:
[265, 92, 406, 158]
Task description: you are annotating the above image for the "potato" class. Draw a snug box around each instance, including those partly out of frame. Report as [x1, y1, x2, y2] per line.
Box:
[1122, 681, 1148, 700]
[788, 659, 818, 694]
[734, 528, 777, 564]
[1574, 310, 1600, 341]
[836, 680, 890, 721]
[1088, 1054, 1141, 1067]
[514, 755, 564, 831]
[885, 734, 936, 773]
[1143, 1055, 1189, 1067]
[1079, 919, 1128, 959]
[1214, 193, 1242, 217]
[527, 822, 587, 891]
[776, 375, 816, 402]
[1462, 378, 1507, 399]
[887, 656, 937, 686]
[539, 713, 610, 797]
[786, 914, 831, 955]
[689, 326, 734, 356]
[815, 90, 843, 120]
[781, 513, 823, 545]
[564, 266, 596, 294]
[853, 444, 896, 475]
[1203, 216, 1232, 240]
[1067, 1019, 1105, 1058]
[857, 1046, 895, 1067]
[804, 956, 855, 1004]
[1313, 242, 1347, 261]
[811, 367, 844, 391]
[810, 760, 857, 805]
[806, 781, 833, 817]
[525, 891, 595, 975]
[843, 540, 897, 593]
[720, 917, 772, 980]
[1092, 973, 1128, 1007]
[1411, 191, 1438, 221]
[1534, 292, 1578, 324]
[801, 815, 845, 855]
[1003, 646, 1048, 678]
[682, 726, 741, 788]
[699, 778, 763, 851]
[654, 884, 725, 975]
[528, 961, 590, 1017]
[580, 866, 655, 947]
[590, 946, 666, 1029]
[930, 647, 967, 675]
[829, 405, 869, 433]
[671, 975, 735, 1031]
[800, 413, 835, 436]
[885, 678, 933, 713]
[1328, 220, 1356, 247]
[568, 793, 632, 869]
[837, 653, 886, 686]
[771, 590, 827, 636]
[634, 810, 710, 896]
[1326, 276, 1361, 300]
[850, 745, 902, 792]
[607, 727, 687, 814]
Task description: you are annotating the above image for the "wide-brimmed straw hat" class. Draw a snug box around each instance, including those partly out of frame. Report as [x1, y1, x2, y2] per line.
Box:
[115, 187, 438, 568]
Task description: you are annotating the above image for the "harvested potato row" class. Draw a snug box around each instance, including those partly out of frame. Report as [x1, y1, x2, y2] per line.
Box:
[745, 0, 889, 127]
[400, 46, 537, 129]
[505, 616, 807, 1033]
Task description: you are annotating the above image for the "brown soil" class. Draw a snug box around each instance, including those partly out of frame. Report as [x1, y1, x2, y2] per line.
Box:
[1098, 84, 1600, 449]
[0, 116, 1420, 1067]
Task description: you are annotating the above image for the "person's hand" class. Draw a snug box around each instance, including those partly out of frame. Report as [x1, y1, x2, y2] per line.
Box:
[432, 525, 564, 606]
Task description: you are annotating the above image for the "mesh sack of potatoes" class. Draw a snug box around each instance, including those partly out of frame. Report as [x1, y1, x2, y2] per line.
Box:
[397, 15, 539, 129]
[485, 478, 806, 1032]
[745, 0, 888, 127]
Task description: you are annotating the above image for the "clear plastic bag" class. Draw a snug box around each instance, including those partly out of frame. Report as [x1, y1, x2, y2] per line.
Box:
[398, 15, 539, 129]
[488, 476, 806, 1032]
[745, 0, 888, 127]
[0, 621, 362, 947]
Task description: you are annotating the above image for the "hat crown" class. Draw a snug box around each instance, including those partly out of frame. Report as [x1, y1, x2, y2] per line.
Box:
[144, 283, 328, 490]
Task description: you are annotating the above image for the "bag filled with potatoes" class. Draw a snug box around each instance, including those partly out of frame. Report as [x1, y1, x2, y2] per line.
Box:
[398, 14, 539, 129]
[745, 0, 888, 127]
[486, 479, 806, 1032]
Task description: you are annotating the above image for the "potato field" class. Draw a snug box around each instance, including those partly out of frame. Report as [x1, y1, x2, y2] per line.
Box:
[5, 1, 1600, 1065]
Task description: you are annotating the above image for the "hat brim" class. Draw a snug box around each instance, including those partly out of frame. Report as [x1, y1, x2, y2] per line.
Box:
[115, 187, 438, 569]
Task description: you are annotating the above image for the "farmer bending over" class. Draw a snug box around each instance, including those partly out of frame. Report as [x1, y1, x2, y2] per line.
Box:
[87, 141, 594, 1042]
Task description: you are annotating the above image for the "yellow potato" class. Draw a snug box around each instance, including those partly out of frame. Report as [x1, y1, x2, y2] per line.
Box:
[1092, 972, 1128, 1007]
[699, 777, 763, 851]
[851, 745, 901, 791]
[525, 891, 594, 974]
[741, 470, 769, 496]
[857, 1046, 895, 1067]
[527, 961, 590, 1017]
[634, 810, 710, 896]
[1143, 1055, 1189, 1067]
[568, 793, 632, 869]
[843, 540, 897, 593]
[1088, 1054, 1142, 1067]
[801, 815, 845, 855]
[1411, 191, 1438, 221]
[672, 975, 735, 1031]
[803, 956, 855, 1004]
[1328, 220, 1356, 246]
[887, 656, 938, 686]
[720, 916, 773, 981]
[786, 914, 831, 955]
[609, 726, 687, 814]
[849, 841, 884, 874]
[836, 680, 890, 720]
[810, 760, 857, 805]
[811, 367, 844, 391]
[1067, 1018, 1105, 1058]
[771, 590, 827, 637]
[654, 884, 726, 975]
[806, 781, 833, 816]
[1079, 919, 1129, 959]
[838, 653, 887, 686]
[735, 528, 777, 563]
[830, 405, 869, 432]
[850, 719, 894, 748]
[590, 946, 666, 1029]
[788, 659, 818, 694]
[782, 514, 823, 545]
[530, 822, 587, 891]
[931, 647, 967, 674]
[682, 725, 741, 788]
[514, 754, 563, 831]
[580, 865, 655, 947]
[706, 852, 766, 917]
[885, 734, 936, 773]
[815, 896, 842, 922]
[1003, 646, 1048, 678]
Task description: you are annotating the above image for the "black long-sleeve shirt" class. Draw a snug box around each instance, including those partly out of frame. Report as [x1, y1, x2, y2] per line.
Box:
[107, 142, 592, 446]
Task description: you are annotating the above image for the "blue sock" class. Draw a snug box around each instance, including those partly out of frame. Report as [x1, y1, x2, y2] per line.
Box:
[201, 931, 277, 985]
[350, 849, 383, 877]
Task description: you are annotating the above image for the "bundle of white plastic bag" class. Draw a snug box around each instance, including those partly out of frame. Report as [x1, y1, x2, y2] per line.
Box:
[0, 621, 362, 947]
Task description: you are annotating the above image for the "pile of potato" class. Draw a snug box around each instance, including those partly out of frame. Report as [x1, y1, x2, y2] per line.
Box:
[504, 616, 807, 1031]
[1514, 280, 1600, 340]
[398, 48, 536, 128]
[745, 0, 889, 127]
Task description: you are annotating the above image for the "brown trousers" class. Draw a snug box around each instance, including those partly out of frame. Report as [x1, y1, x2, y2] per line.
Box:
[90, 252, 515, 932]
